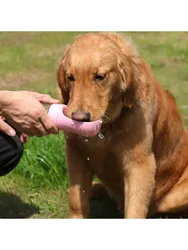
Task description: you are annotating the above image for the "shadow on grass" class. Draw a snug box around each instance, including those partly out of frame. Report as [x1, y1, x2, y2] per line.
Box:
[89, 195, 123, 219]
[89, 194, 188, 219]
[0, 191, 39, 218]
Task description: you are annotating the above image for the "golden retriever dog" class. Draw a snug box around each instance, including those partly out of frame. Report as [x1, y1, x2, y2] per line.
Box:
[57, 32, 188, 218]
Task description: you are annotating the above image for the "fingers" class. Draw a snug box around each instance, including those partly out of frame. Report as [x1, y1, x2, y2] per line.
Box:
[40, 113, 59, 134]
[8, 118, 48, 138]
[33, 106, 59, 135]
[28, 92, 59, 104]
[20, 133, 27, 143]
[26, 127, 47, 137]
[0, 119, 16, 136]
[0, 115, 5, 120]
[39, 94, 59, 104]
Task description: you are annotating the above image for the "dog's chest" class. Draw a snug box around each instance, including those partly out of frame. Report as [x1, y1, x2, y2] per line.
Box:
[81, 135, 125, 199]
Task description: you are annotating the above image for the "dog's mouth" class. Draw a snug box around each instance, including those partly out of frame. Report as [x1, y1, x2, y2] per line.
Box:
[63, 107, 102, 123]
[63, 105, 120, 127]
[47, 104, 103, 137]
[62, 106, 120, 138]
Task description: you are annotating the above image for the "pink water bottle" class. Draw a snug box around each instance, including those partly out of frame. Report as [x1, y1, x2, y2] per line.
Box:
[46, 104, 102, 137]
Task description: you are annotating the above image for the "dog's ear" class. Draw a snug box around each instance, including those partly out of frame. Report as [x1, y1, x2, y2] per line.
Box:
[57, 46, 70, 105]
[102, 32, 141, 109]
[117, 60, 133, 109]
[57, 63, 69, 105]
[118, 59, 132, 90]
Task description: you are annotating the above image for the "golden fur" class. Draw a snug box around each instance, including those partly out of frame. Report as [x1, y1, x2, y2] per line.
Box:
[57, 32, 188, 218]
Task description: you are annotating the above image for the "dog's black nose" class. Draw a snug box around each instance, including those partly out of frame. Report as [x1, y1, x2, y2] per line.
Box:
[71, 111, 91, 122]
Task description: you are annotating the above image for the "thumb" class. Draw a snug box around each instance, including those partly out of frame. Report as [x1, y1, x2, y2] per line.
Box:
[0, 119, 16, 136]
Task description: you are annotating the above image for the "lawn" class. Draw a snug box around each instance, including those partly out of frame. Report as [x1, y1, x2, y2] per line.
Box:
[0, 32, 188, 218]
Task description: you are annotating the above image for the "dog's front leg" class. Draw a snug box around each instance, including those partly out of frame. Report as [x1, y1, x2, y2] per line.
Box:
[66, 143, 93, 219]
[124, 153, 156, 218]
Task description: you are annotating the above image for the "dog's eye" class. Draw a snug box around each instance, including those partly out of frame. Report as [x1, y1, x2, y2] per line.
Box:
[67, 74, 75, 82]
[94, 73, 106, 82]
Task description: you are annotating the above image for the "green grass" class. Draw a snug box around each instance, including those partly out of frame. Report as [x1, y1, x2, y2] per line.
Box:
[0, 32, 188, 218]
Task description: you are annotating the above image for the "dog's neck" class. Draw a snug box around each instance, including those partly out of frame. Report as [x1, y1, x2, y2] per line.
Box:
[99, 105, 134, 140]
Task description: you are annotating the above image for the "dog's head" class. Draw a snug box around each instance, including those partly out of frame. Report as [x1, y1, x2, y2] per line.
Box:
[57, 32, 141, 123]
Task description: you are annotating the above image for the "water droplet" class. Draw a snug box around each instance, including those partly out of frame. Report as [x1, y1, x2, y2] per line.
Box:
[83, 190, 85, 193]
[98, 133, 104, 139]
[79, 185, 81, 188]
[87, 157, 90, 161]
[85, 138, 89, 143]
[71, 123, 74, 126]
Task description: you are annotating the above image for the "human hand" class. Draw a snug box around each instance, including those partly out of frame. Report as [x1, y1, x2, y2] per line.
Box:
[0, 90, 60, 137]
[20, 133, 28, 143]
[0, 115, 27, 143]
